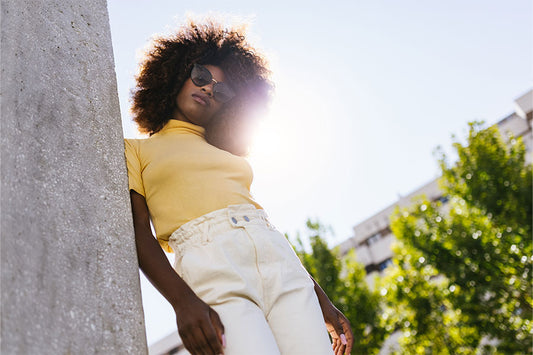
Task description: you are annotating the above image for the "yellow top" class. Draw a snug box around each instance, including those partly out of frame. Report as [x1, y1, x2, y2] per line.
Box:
[124, 119, 262, 252]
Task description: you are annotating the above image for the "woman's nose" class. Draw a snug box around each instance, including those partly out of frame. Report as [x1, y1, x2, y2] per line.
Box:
[201, 83, 214, 97]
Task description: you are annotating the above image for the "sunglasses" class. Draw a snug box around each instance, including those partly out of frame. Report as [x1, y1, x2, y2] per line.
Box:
[190, 64, 236, 103]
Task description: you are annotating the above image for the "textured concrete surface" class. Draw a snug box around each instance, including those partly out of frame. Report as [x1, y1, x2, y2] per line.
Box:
[1, 0, 148, 353]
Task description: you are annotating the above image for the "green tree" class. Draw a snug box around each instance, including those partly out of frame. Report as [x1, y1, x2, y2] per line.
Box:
[292, 219, 390, 354]
[376, 239, 481, 354]
[385, 122, 532, 354]
[295, 220, 341, 298]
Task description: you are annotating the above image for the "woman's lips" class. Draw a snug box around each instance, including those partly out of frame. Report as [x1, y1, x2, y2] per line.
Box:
[192, 93, 210, 107]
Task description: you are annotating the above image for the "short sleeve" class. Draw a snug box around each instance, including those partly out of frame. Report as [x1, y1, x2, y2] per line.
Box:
[124, 139, 146, 197]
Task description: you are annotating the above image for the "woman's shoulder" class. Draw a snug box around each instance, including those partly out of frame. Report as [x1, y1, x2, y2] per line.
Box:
[124, 137, 141, 144]
[124, 136, 154, 149]
[124, 137, 153, 159]
[124, 134, 167, 158]
[124, 137, 141, 151]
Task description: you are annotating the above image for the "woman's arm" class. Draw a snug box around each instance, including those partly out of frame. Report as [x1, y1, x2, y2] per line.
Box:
[311, 277, 354, 355]
[130, 190, 226, 355]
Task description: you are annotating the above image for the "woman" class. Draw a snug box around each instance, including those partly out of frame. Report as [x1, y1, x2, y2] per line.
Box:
[125, 19, 353, 355]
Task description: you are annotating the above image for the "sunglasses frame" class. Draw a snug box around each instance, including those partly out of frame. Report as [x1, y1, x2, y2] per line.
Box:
[190, 64, 236, 103]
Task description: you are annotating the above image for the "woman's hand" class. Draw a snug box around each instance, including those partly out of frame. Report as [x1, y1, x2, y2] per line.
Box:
[311, 277, 354, 355]
[174, 291, 226, 355]
[321, 301, 353, 355]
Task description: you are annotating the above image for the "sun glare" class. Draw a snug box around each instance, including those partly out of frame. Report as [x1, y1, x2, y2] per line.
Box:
[247, 78, 335, 204]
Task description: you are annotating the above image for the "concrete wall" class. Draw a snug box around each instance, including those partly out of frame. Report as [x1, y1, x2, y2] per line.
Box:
[1, 0, 147, 353]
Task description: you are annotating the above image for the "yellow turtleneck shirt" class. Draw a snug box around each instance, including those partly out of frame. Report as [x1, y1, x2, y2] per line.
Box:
[124, 119, 262, 252]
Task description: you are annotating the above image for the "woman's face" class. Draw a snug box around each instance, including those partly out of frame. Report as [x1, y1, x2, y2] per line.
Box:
[173, 64, 228, 127]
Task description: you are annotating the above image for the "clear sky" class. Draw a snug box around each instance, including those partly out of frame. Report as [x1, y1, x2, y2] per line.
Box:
[107, 0, 532, 345]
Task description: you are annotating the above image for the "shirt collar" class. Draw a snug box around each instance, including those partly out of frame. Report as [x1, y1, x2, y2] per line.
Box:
[159, 119, 205, 137]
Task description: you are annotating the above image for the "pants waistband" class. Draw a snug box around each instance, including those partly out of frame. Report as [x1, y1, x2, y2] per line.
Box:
[168, 204, 273, 255]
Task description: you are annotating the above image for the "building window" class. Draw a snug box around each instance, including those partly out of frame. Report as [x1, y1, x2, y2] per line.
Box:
[365, 263, 379, 274]
[378, 258, 393, 271]
[367, 233, 381, 246]
[436, 195, 449, 204]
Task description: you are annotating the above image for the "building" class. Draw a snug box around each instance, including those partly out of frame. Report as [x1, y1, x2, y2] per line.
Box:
[338, 89, 532, 286]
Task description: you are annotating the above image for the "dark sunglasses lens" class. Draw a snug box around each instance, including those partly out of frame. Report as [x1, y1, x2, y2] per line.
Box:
[191, 64, 211, 86]
[191, 64, 236, 103]
[213, 84, 235, 103]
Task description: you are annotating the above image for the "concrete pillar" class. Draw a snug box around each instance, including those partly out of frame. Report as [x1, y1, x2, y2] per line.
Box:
[1, 0, 148, 353]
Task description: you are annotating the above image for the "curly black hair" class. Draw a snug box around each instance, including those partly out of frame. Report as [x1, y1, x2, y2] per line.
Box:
[130, 18, 273, 156]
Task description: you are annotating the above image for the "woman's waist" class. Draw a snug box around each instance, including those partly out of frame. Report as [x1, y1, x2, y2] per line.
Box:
[152, 198, 263, 248]
[167, 204, 273, 255]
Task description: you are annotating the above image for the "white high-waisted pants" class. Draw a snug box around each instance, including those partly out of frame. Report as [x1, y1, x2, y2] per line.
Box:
[169, 204, 334, 355]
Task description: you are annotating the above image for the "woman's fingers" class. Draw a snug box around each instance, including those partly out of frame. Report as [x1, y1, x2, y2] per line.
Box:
[326, 309, 352, 355]
[332, 314, 347, 344]
[209, 308, 226, 349]
[181, 327, 207, 355]
[176, 298, 226, 354]
[201, 320, 224, 354]
[181, 321, 223, 355]
[335, 338, 346, 355]
[339, 315, 353, 355]
[333, 337, 346, 355]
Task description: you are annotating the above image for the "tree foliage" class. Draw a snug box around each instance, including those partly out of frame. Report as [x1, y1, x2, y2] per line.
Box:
[384, 122, 532, 354]
[377, 239, 482, 354]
